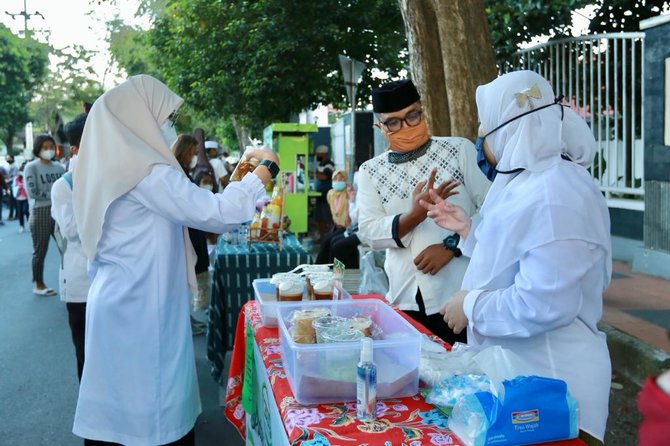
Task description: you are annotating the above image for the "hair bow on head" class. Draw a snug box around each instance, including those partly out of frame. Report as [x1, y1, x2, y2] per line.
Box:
[514, 83, 542, 109]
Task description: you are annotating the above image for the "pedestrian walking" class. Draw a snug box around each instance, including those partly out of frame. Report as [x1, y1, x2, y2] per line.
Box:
[24, 134, 65, 296]
[13, 164, 30, 232]
[5, 155, 18, 219]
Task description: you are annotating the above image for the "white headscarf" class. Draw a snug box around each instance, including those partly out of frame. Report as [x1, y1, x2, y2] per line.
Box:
[476, 70, 596, 174]
[463, 70, 611, 290]
[73, 75, 198, 292]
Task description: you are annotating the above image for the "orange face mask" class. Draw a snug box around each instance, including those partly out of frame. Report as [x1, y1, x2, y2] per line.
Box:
[384, 119, 430, 152]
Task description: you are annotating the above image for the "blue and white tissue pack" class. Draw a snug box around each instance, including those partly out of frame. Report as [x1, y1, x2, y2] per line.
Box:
[448, 375, 579, 446]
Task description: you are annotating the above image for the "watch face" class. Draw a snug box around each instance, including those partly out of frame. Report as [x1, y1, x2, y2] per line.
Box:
[446, 236, 458, 250]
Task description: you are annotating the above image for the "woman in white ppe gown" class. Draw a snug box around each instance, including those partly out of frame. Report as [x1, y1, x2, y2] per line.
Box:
[71, 75, 279, 445]
[421, 70, 611, 444]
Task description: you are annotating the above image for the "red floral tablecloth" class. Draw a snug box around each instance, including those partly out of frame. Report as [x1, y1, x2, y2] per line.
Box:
[224, 297, 586, 446]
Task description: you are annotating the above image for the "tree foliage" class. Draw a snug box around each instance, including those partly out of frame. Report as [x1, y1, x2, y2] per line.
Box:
[30, 44, 105, 136]
[108, 18, 158, 77]
[589, 0, 670, 32]
[105, 0, 670, 147]
[0, 24, 49, 151]
[147, 0, 407, 132]
[485, 0, 592, 62]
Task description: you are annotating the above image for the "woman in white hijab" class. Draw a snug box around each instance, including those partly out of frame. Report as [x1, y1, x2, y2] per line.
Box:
[71, 75, 279, 445]
[421, 71, 611, 444]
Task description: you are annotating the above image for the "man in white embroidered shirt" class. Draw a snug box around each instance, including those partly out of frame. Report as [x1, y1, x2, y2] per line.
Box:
[357, 79, 490, 344]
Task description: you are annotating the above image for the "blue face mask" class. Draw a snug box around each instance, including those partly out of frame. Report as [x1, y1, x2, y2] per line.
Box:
[475, 95, 565, 182]
[332, 181, 346, 191]
[475, 136, 497, 181]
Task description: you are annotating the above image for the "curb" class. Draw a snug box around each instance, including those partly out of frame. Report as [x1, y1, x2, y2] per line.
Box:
[600, 323, 670, 386]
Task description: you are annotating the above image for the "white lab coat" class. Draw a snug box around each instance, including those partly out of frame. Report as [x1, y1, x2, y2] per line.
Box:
[460, 161, 612, 441]
[50, 176, 89, 302]
[73, 165, 265, 445]
[357, 137, 490, 314]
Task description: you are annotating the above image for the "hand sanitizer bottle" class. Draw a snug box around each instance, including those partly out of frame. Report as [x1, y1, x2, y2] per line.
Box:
[356, 337, 377, 421]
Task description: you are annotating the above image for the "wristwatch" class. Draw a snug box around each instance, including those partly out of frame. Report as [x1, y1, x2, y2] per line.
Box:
[259, 159, 280, 179]
[442, 234, 462, 258]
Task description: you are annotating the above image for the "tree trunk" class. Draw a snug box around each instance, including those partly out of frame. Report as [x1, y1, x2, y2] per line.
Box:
[4, 130, 14, 155]
[399, 0, 497, 140]
[397, 0, 450, 136]
[431, 0, 497, 139]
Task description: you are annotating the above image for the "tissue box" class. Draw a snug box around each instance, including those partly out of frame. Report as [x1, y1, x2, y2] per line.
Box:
[448, 375, 579, 446]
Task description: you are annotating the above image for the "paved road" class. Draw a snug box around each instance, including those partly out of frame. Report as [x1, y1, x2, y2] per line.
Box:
[0, 212, 243, 445]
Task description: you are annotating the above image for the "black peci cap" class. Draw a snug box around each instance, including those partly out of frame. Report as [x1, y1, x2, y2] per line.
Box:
[372, 79, 421, 113]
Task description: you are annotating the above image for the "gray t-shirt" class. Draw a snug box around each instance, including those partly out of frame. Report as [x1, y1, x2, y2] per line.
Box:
[24, 159, 65, 208]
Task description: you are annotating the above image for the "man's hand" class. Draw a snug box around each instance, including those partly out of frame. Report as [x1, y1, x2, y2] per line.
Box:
[398, 169, 460, 239]
[409, 168, 460, 222]
[440, 290, 469, 334]
[414, 243, 454, 275]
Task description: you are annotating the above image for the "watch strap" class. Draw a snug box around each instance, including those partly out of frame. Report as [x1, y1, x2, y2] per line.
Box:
[259, 159, 279, 179]
[443, 234, 462, 257]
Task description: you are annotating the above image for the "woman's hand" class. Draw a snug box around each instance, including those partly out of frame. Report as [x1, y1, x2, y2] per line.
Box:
[244, 148, 279, 165]
[420, 189, 471, 238]
[440, 290, 469, 335]
[245, 149, 280, 185]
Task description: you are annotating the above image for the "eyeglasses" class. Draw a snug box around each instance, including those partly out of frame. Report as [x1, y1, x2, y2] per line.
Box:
[379, 109, 423, 132]
[166, 109, 180, 128]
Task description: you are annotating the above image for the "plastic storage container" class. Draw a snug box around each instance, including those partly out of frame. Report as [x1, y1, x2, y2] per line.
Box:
[253, 278, 351, 327]
[276, 299, 421, 404]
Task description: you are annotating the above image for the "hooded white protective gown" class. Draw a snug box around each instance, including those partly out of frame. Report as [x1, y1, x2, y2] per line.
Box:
[72, 75, 266, 445]
[460, 71, 612, 441]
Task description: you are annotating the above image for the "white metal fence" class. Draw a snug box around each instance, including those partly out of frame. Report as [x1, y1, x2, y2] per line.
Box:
[506, 33, 645, 210]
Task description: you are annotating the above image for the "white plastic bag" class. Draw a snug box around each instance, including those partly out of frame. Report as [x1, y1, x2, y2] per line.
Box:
[419, 342, 483, 387]
[358, 250, 389, 295]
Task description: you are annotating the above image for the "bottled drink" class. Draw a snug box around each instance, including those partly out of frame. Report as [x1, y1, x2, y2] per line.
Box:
[229, 157, 259, 182]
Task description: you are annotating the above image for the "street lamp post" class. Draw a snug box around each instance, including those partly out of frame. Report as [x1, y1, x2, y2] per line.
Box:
[338, 55, 366, 181]
[5, 0, 44, 39]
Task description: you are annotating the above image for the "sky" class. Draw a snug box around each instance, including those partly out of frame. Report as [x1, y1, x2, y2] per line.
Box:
[0, 0, 147, 88]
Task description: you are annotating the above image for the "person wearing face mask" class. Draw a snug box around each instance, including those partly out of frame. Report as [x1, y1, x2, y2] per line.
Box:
[357, 79, 490, 345]
[71, 75, 279, 446]
[205, 140, 228, 190]
[50, 112, 91, 382]
[24, 134, 66, 296]
[65, 113, 88, 173]
[315, 170, 350, 263]
[421, 70, 612, 444]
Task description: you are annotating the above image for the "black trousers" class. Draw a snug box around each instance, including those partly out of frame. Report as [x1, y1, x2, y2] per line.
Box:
[315, 228, 361, 269]
[404, 289, 467, 346]
[16, 200, 29, 227]
[66, 302, 86, 381]
[7, 187, 16, 218]
[84, 428, 195, 446]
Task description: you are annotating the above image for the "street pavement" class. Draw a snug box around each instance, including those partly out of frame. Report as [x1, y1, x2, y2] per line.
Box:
[0, 211, 243, 446]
